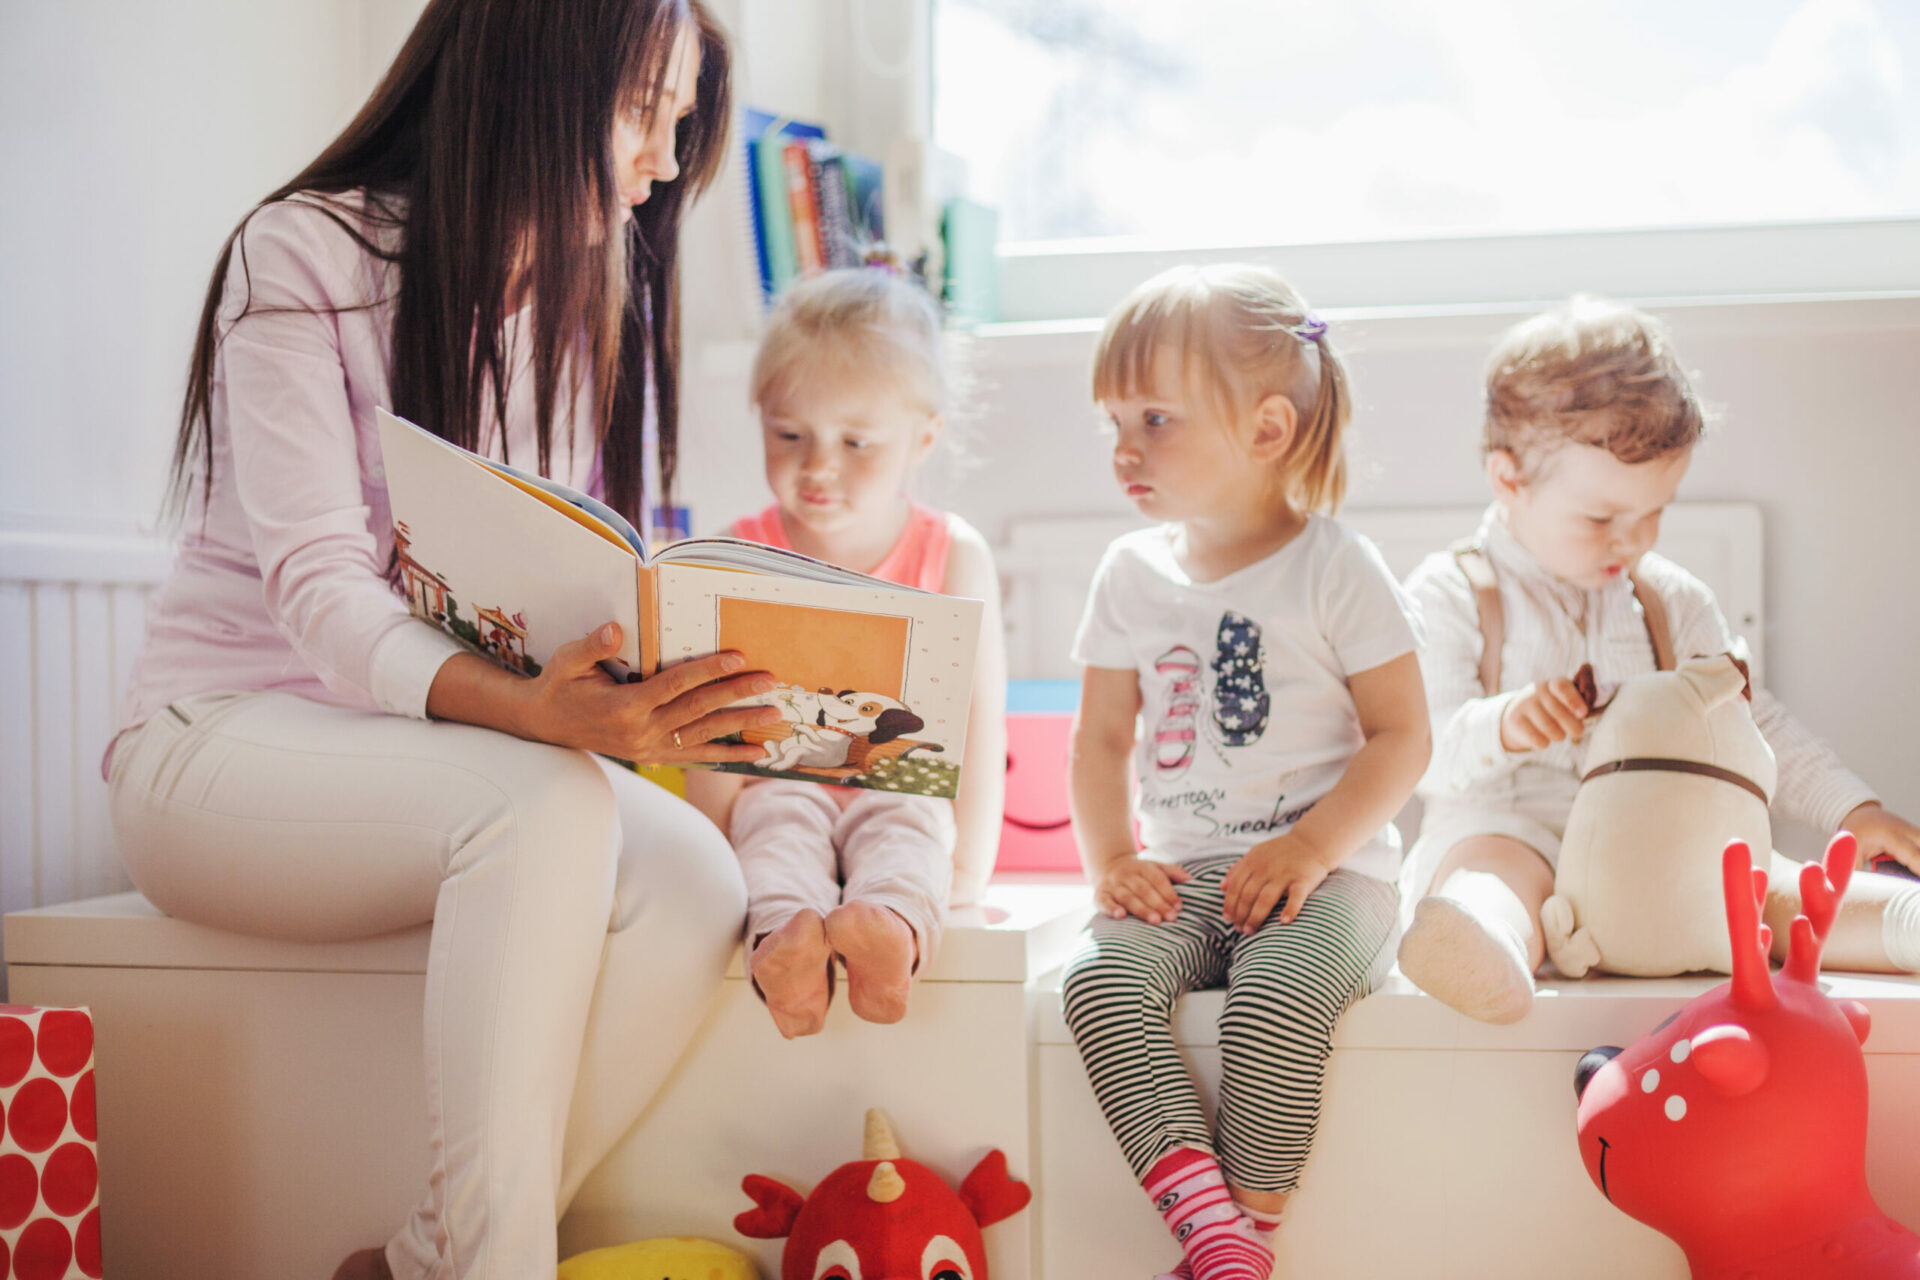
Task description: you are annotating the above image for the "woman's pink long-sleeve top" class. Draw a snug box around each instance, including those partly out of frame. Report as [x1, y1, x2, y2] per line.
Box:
[113, 192, 599, 767]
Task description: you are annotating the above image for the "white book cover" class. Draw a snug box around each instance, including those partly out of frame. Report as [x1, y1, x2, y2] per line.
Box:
[378, 406, 646, 677]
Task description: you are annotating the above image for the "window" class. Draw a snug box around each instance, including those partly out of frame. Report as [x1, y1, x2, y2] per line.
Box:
[933, 0, 1920, 317]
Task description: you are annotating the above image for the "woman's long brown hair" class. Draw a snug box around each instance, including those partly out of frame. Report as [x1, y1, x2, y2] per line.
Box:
[166, 0, 731, 527]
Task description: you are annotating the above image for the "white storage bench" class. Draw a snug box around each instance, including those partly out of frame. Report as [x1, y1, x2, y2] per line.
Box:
[3, 882, 1093, 1280]
[10, 886, 1920, 1278]
[1035, 968, 1920, 1279]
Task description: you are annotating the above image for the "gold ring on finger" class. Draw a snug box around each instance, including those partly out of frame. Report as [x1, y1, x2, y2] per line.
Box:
[673, 731, 682, 749]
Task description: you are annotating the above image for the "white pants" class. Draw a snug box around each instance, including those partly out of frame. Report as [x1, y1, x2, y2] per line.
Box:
[107, 690, 747, 1280]
[729, 780, 955, 967]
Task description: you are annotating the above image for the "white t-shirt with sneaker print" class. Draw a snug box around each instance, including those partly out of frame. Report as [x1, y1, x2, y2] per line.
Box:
[1072, 516, 1423, 883]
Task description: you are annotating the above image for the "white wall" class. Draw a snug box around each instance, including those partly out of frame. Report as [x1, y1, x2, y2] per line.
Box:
[0, 0, 422, 536]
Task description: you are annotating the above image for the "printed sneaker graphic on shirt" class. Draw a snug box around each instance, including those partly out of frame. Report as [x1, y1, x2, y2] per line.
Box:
[1210, 611, 1269, 747]
[1151, 644, 1203, 777]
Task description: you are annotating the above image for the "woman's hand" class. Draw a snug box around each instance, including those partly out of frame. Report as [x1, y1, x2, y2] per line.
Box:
[1499, 677, 1590, 752]
[1092, 854, 1191, 925]
[1843, 802, 1920, 876]
[1222, 832, 1336, 932]
[506, 622, 783, 765]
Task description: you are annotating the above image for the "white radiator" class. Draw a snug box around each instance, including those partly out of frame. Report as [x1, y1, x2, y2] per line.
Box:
[0, 531, 173, 951]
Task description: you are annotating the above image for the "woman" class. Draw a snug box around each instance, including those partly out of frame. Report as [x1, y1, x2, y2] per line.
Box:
[105, 2, 773, 1275]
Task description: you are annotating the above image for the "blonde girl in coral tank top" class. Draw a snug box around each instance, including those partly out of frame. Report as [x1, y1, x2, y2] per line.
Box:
[683, 268, 1007, 1040]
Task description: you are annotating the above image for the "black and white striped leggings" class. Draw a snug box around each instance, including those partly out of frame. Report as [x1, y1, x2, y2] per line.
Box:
[1061, 859, 1399, 1194]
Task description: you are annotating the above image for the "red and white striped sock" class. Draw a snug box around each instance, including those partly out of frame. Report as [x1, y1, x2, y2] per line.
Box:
[1142, 1148, 1274, 1280]
[1232, 1200, 1284, 1239]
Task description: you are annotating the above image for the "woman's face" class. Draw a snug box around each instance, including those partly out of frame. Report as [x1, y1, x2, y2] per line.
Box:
[610, 24, 701, 219]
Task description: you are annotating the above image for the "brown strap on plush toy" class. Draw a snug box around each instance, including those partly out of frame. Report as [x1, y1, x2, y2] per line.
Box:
[1451, 540, 1674, 694]
[1581, 757, 1771, 805]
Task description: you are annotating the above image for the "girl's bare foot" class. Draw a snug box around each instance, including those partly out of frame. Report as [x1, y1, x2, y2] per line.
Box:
[750, 911, 834, 1038]
[332, 1248, 393, 1280]
[825, 901, 916, 1024]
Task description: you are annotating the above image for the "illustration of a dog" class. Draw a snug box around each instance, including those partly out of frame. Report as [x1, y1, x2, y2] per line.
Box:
[744, 685, 928, 772]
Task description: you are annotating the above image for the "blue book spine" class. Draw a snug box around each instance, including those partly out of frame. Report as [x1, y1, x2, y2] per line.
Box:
[742, 109, 827, 303]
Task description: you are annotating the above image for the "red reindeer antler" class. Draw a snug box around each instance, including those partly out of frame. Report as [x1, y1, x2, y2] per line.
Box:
[1722, 841, 1777, 1011]
[1784, 832, 1856, 984]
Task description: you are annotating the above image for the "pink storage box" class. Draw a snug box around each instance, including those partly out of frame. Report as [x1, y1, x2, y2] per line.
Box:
[0, 1006, 100, 1279]
[999, 681, 1081, 874]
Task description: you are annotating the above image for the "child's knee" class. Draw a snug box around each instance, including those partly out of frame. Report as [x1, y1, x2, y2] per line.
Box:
[729, 779, 838, 843]
[1062, 946, 1171, 1031]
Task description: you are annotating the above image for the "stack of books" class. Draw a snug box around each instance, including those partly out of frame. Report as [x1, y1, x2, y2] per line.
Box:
[743, 109, 887, 301]
[741, 108, 999, 323]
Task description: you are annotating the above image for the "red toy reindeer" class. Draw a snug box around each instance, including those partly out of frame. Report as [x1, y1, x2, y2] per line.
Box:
[1574, 834, 1920, 1278]
[735, 1110, 1031, 1280]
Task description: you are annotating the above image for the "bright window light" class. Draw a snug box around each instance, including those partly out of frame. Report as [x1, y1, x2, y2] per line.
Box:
[934, 0, 1920, 249]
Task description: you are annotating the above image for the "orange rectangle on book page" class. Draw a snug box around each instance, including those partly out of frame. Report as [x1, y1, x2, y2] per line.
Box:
[717, 597, 909, 698]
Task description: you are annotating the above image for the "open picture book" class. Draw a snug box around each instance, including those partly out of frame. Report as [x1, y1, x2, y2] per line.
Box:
[376, 409, 985, 797]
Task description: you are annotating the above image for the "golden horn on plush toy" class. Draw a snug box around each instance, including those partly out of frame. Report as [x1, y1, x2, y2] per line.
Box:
[867, 1161, 906, 1203]
[863, 1108, 901, 1160]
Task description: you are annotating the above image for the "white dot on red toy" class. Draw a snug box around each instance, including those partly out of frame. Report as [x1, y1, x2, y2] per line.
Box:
[1641, 1069, 1660, 1093]
[1665, 1095, 1688, 1121]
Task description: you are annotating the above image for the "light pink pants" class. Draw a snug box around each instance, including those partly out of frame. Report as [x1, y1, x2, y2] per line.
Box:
[108, 690, 746, 1280]
[730, 780, 955, 968]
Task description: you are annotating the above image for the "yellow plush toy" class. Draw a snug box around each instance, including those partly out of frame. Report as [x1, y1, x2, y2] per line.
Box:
[558, 1237, 761, 1280]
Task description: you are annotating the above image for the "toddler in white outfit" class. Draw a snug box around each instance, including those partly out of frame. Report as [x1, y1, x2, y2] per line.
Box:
[1397, 296, 1920, 1024]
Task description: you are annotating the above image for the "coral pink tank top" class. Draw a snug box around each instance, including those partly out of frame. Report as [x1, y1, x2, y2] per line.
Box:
[729, 503, 954, 592]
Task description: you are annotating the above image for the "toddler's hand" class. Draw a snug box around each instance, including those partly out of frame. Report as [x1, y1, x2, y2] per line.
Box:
[1221, 833, 1336, 933]
[1843, 803, 1920, 876]
[1499, 677, 1590, 752]
[1093, 855, 1191, 925]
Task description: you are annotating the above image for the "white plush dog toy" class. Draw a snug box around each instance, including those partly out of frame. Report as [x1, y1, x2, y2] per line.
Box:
[743, 685, 926, 772]
[1542, 653, 1777, 978]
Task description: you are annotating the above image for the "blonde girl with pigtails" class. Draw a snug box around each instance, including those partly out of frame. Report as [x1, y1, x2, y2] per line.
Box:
[1061, 264, 1431, 1280]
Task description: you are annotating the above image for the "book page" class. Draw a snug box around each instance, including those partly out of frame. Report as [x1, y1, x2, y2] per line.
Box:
[476, 461, 643, 556]
[657, 537, 925, 589]
[377, 408, 644, 676]
[656, 564, 984, 797]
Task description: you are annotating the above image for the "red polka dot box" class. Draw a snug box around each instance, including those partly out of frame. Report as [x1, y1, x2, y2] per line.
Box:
[0, 1007, 99, 1280]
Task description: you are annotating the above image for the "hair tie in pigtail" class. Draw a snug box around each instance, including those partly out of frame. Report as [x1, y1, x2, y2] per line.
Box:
[860, 242, 903, 275]
[1292, 314, 1328, 344]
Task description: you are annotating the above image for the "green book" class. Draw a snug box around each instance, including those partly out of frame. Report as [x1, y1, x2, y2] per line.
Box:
[754, 131, 800, 295]
[942, 197, 999, 325]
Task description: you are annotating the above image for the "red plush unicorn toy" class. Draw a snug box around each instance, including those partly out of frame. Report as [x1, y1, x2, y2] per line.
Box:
[1574, 834, 1920, 1278]
[735, 1110, 1031, 1280]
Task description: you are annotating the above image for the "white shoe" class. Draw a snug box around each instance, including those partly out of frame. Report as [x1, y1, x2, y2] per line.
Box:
[1397, 894, 1535, 1024]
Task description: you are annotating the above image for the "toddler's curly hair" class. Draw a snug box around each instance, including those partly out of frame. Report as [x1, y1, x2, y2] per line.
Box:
[1485, 296, 1705, 473]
